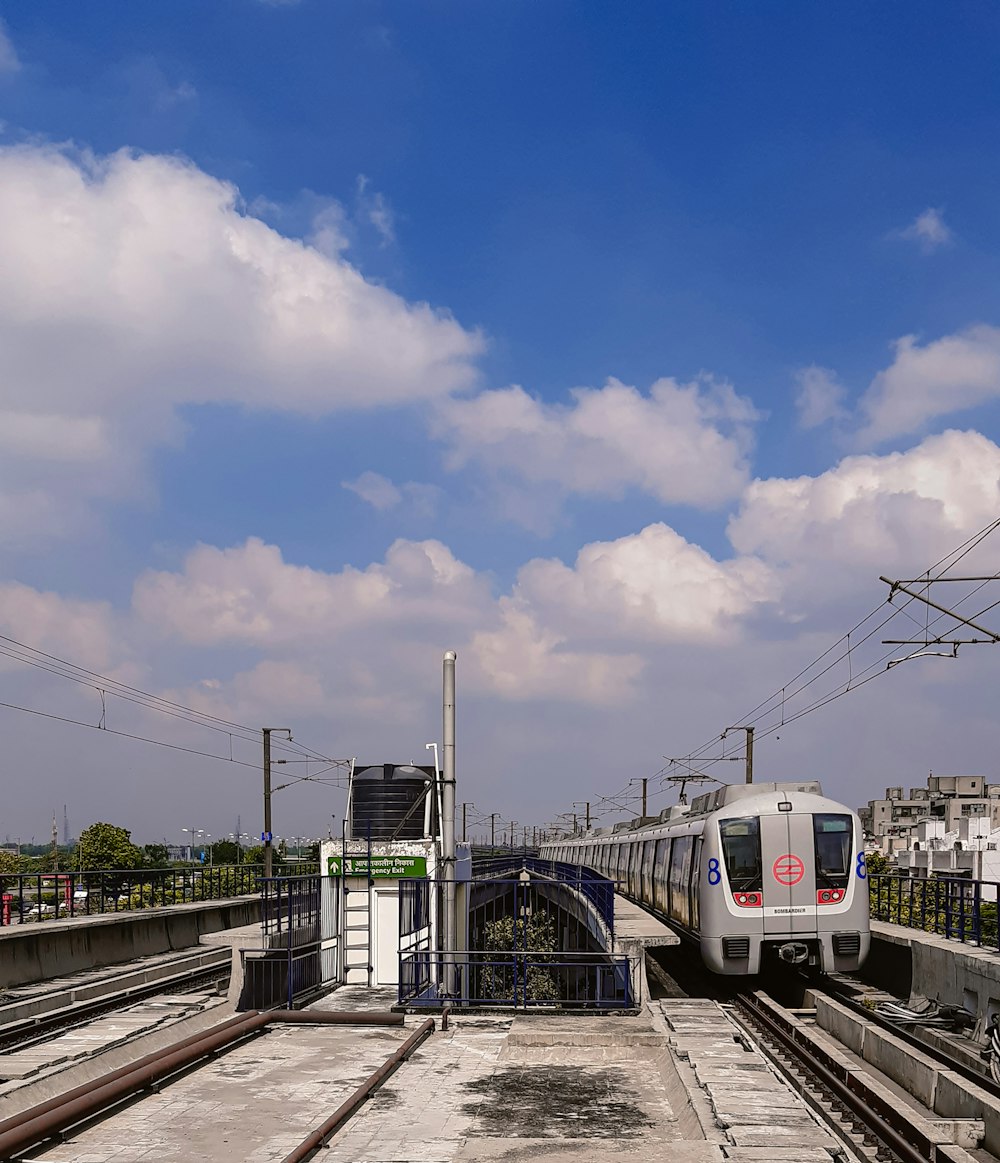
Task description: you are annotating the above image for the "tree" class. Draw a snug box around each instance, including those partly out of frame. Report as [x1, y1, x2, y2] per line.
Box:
[243, 844, 265, 865]
[481, 910, 559, 1003]
[78, 823, 143, 872]
[142, 843, 170, 868]
[0, 849, 20, 890]
[210, 839, 239, 865]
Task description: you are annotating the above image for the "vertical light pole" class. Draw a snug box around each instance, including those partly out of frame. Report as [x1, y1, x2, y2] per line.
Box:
[262, 728, 292, 879]
[442, 651, 458, 996]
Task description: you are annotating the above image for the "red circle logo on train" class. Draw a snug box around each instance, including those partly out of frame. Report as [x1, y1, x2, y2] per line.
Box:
[772, 853, 804, 886]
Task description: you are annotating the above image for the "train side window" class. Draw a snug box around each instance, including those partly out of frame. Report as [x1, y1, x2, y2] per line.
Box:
[690, 837, 702, 930]
[641, 839, 655, 901]
[719, 818, 762, 891]
[813, 814, 853, 888]
[669, 835, 692, 927]
[610, 843, 620, 883]
[654, 837, 670, 915]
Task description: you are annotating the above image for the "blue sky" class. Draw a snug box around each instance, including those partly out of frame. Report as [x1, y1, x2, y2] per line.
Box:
[3, 3, 1000, 844]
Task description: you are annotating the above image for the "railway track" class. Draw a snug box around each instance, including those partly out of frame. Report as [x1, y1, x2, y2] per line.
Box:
[731, 989, 994, 1162]
[646, 945, 991, 1160]
[0, 950, 231, 1053]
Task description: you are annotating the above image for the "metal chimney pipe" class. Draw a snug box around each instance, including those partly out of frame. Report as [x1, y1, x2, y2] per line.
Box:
[442, 651, 457, 993]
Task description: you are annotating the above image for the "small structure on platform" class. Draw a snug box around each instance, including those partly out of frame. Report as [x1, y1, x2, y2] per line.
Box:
[320, 762, 471, 987]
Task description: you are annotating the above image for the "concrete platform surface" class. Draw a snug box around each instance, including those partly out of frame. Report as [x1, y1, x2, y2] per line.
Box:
[31, 989, 843, 1162]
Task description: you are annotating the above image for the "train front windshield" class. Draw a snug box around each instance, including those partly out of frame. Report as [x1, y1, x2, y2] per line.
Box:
[813, 813, 853, 887]
[719, 817, 762, 891]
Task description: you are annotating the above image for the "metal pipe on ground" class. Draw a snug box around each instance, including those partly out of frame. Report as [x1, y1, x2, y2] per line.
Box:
[0, 1009, 404, 1159]
[280, 1017, 436, 1163]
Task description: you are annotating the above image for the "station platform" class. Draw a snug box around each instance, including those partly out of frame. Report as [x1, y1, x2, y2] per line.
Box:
[25, 986, 826, 1163]
[612, 892, 679, 1005]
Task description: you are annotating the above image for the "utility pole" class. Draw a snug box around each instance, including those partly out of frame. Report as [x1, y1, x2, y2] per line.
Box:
[488, 813, 498, 850]
[573, 801, 591, 829]
[262, 727, 292, 879]
[51, 813, 58, 873]
[722, 726, 754, 785]
[509, 820, 515, 850]
[631, 778, 648, 817]
[460, 802, 473, 843]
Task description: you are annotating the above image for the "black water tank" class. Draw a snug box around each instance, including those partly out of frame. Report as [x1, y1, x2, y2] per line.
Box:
[350, 764, 436, 840]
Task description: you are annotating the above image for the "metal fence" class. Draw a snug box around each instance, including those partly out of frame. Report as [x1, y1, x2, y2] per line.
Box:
[241, 873, 332, 1010]
[869, 873, 1000, 947]
[473, 856, 615, 937]
[399, 949, 634, 1009]
[261, 873, 321, 937]
[0, 862, 318, 925]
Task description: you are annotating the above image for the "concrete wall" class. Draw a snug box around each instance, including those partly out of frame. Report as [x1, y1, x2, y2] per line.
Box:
[1, 896, 260, 987]
[867, 919, 1000, 1025]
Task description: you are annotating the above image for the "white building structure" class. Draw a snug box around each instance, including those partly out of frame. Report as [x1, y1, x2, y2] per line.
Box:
[896, 817, 1000, 880]
[859, 774, 1000, 856]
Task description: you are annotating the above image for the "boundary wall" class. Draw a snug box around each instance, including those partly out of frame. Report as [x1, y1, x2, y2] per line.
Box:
[867, 920, 1000, 1026]
[0, 897, 260, 987]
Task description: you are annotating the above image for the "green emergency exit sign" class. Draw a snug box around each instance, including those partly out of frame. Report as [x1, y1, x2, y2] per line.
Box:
[327, 855, 427, 878]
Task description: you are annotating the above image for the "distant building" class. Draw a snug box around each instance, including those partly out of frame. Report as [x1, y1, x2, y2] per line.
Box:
[858, 773, 1000, 856]
[896, 816, 1000, 889]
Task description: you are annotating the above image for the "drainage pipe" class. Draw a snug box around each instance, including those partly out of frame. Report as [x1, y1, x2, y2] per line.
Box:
[0, 1009, 404, 1158]
[280, 1017, 435, 1163]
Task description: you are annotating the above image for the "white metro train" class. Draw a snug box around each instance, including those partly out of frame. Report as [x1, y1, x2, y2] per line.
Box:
[540, 781, 870, 975]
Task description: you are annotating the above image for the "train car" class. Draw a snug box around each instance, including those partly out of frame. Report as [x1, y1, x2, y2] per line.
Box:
[540, 781, 869, 975]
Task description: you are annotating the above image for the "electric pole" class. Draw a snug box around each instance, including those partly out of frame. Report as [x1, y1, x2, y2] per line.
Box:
[460, 802, 473, 843]
[722, 726, 754, 785]
[631, 777, 647, 817]
[489, 813, 498, 850]
[262, 727, 292, 878]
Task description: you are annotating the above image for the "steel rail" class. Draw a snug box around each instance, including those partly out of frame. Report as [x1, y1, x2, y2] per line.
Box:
[0, 1009, 404, 1159]
[280, 1017, 436, 1163]
[736, 991, 930, 1163]
[0, 958, 232, 1052]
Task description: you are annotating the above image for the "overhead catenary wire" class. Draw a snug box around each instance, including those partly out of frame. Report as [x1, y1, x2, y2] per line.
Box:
[0, 631, 342, 765]
[0, 634, 349, 779]
[656, 517, 1000, 790]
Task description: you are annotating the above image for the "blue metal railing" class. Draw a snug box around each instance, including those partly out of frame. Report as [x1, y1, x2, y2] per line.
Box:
[473, 857, 615, 936]
[869, 873, 1000, 947]
[399, 949, 634, 1009]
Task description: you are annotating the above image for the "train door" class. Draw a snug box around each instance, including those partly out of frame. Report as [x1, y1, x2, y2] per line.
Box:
[760, 811, 817, 934]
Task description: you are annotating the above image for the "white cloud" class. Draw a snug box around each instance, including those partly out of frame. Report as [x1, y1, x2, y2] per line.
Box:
[132, 536, 489, 651]
[470, 603, 644, 704]
[898, 207, 953, 253]
[0, 21, 19, 75]
[795, 365, 848, 429]
[857, 325, 1000, 446]
[0, 145, 483, 539]
[356, 175, 395, 247]
[729, 429, 1000, 575]
[7, 427, 1000, 837]
[342, 471, 403, 511]
[434, 376, 759, 516]
[0, 582, 118, 673]
[512, 523, 773, 644]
